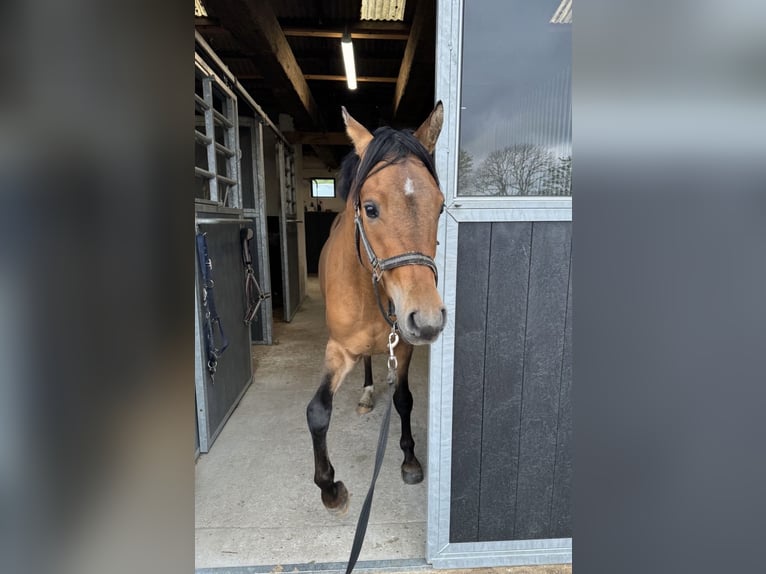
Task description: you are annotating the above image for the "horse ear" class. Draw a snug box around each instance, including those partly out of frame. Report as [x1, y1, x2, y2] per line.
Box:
[341, 106, 373, 156]
[414, 101, 444, 154]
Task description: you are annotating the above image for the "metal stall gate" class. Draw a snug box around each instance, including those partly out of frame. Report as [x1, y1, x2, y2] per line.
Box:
[427, 0, 572, 567]
[276, 141, 303, 322]
[194, 33, 297, 453]
[194, 52, 252, 454]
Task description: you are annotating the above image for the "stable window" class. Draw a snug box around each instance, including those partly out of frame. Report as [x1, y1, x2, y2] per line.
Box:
[310, 178, 335, 198]
[457, 0, 571, 197]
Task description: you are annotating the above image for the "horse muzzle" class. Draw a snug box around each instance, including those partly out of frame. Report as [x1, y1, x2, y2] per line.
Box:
[398, 304, 447, 345]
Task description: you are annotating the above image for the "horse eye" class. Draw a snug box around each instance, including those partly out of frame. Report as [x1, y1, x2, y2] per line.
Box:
[440, 203, 445, 215]
[364, 203, 379, 219]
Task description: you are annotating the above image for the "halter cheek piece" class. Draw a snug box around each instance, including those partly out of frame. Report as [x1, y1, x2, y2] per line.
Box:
[353, 202, 438, 328]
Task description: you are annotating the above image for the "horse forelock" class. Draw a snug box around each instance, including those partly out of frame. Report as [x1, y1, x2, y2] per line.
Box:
[338, 126, 439, 206]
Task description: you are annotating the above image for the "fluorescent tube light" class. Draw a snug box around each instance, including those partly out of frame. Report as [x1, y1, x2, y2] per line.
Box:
[341, 32, 358, 90]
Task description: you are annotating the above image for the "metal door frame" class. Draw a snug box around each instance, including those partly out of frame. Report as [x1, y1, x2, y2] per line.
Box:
[241, 117, 273, 344]
[277, 140, 299, 322]
[426, 0, 572, 567]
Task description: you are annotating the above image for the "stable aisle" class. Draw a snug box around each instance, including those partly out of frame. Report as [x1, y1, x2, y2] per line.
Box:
[195, 276, 430, 569]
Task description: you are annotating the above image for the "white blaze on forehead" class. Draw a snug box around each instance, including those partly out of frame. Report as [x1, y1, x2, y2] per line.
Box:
[404, 177, 416, 196]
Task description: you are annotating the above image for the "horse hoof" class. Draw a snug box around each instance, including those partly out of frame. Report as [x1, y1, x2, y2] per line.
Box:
[322, 481, 350, 516]
[356, 402, 373, 415]
[401, 461, 424, 485]
[357, 388, 374, 415]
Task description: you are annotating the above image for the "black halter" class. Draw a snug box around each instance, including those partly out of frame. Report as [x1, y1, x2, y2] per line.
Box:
[353, 202, 438, 327]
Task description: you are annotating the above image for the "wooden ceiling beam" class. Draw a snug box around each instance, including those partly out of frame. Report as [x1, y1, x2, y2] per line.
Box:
[234, 73, 396, 84]
[285, 132, 351, 146]
[194, 17, 221, 28]
[204, 0, 324, 130]
[310, 145, 340, 170]
[305, 74, 397, 84]
[283, 28, 409, 41]
[393, 0, 430, 116]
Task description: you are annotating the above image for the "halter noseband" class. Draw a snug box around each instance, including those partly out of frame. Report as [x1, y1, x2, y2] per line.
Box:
[353, 202, 438, 328]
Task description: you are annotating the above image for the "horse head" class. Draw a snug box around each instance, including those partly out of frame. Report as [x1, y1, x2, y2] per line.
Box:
[341, 103, 447, 345]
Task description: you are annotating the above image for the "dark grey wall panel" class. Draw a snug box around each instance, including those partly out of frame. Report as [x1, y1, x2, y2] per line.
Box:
[549, 254, 572, 538]
[450, 222, 491, 543]
[449, 220, 572, 544]
[477, 222, 532, 541]
[513, 222, 572, 539]
[197, 217, 253, 447]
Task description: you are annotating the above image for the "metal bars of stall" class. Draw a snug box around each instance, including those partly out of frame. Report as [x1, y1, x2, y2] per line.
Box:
[281, 146, 297, 218]
[195, 57, 242, 208]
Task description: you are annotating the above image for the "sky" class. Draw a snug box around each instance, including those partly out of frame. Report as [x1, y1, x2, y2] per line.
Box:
[458, 0, 572, 165]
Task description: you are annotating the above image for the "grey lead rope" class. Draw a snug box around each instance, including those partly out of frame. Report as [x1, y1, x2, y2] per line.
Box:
[344, 330, 399, 574]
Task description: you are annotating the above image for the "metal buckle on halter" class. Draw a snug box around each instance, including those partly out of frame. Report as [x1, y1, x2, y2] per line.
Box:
[371, 259, 383, 283]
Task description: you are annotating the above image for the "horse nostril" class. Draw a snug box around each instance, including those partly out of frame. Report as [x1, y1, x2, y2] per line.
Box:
[406, 309, 446, 338]
[407, 311, 419, 331]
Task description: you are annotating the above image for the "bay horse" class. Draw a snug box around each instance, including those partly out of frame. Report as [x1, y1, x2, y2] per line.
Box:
[306, 102, 447, 515]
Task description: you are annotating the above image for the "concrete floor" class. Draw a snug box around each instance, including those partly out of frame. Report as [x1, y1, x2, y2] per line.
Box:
[195, 277, 571, 574]
[196, 277, 432, 569]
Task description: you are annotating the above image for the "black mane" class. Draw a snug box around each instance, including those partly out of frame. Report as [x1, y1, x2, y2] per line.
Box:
[337, 126, 439, 206]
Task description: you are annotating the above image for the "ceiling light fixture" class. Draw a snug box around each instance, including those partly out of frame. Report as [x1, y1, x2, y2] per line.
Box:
[341, 31, 358, 90]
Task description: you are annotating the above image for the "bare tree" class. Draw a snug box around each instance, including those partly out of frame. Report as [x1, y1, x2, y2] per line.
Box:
[473, 144, 553, 196]
[507, 144, 554, 195]
[544, 156, 572, 196]
[457, 148, 474, 193]
[474, 148, 515, 195]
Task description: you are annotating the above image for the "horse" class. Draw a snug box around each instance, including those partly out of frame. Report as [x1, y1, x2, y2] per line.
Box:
[306, 102, 447, 515]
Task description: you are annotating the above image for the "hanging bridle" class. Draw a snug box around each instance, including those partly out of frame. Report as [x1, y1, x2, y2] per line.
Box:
[353, 199, 438, 328]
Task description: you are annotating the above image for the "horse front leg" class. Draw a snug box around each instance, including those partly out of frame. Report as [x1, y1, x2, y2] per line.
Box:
[306, 339, 356, 515]
[356, 355, 375, 415]
[392, 343, 423, 484]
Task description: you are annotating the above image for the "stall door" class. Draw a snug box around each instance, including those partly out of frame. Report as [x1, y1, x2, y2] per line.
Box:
[427, 0, 572, 567]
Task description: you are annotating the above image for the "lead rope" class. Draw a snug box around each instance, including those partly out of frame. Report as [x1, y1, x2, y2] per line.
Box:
[344, 326, 399, 574]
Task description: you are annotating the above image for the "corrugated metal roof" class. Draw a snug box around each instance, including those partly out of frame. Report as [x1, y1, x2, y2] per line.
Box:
[550, 0, 572, 24]
[269, 0, 361, 23]
[361, 0, 406, 21]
